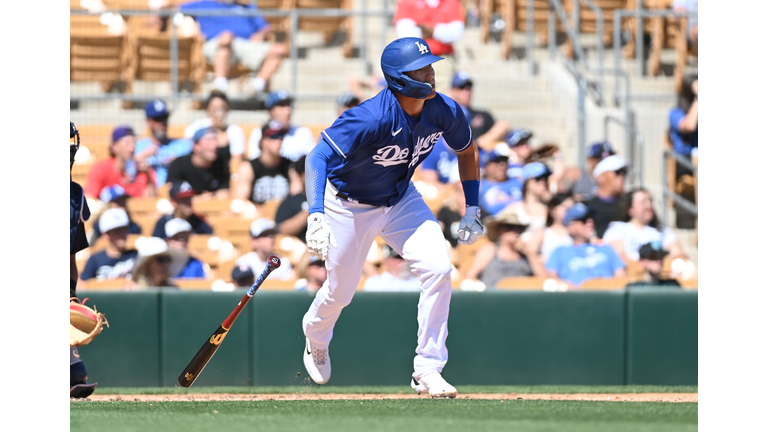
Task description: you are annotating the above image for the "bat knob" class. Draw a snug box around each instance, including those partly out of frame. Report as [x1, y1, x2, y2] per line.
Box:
[268, 255, 281, 268]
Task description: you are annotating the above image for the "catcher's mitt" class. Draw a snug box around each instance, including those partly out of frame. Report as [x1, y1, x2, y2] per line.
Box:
[70, 298, 109, 347]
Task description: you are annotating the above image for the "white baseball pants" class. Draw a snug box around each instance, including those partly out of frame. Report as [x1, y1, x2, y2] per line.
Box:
[303, 180, 453, 379]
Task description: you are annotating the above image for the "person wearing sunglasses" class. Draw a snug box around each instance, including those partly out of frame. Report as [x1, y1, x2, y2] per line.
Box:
[583, 155, 629, 239]
[130, 237, 188, 290]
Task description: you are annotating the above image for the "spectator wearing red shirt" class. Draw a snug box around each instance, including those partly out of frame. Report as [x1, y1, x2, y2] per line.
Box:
[394, 0, 465, 56]
[84, 126, 157, 200]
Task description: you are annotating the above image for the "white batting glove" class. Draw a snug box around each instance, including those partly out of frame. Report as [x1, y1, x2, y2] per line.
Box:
[306, 213, 337, 261]
[457, 206, 484, 245]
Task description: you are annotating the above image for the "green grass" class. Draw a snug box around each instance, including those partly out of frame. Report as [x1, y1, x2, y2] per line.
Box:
[71, 399, 698, 432]
[95, 385, 697, 395]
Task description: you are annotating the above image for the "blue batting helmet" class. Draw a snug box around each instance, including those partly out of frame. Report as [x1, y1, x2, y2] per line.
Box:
[380, 37, 443, 99]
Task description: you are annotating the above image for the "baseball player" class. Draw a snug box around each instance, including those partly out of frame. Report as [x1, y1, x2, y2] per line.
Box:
[301, 37, 484, 398]
[70, 122, 98, 398]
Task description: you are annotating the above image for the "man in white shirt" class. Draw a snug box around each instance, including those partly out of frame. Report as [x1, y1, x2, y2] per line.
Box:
[363, 245, 422, 292]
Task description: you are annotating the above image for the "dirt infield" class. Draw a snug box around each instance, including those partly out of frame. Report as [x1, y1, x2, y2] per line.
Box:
[81, 393, 697, 403]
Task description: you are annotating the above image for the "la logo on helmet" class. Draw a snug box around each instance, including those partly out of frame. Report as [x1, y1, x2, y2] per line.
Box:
[416, 41, 429, 54]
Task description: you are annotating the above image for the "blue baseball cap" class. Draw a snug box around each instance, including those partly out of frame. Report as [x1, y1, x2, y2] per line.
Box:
[111, 126, 134, 143]
[522, 162, 551, 181]
[145, 99, 169, 119]
[265, 90, 293, 109]
[451, 70, 473, 88]
[563, 203, 592, 225]
[587, 141, 615, 159]
[192, 126, 216, 143]
[231, 264, 254, 284]
[506, 128, 533, 147]
[99, 184, 127, 203]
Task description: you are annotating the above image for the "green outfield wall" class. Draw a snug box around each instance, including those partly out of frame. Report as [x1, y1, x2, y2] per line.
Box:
[76, 288, 697, 387]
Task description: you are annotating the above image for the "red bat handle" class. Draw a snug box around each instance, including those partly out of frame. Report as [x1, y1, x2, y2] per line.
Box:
[222, 293, 252, 330]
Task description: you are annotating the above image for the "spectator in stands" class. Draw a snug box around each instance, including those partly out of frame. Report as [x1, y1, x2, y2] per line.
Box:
[235, 121, 292, 206]
[179, 0, 287, 96]
[247, 90, 315, 161]
[129, 236, 187, 290]
[84, 126, 157, 200]
[90, 185, 143, 241]
[602, 188, 686, 262]
[526, 192, 574, 263]
[624, 242, 682, 288]
[504, 128, 533, 183]
[134, 99, 194, 187]
[479, 149, 523, 217]
[79, 208, 139, 285]
[294, 254, 328, 292]
[545, 203, 626, 288]
[449, 71, 510, 150]
[419, 137, 460, 195]
[363, 245, 422, 292]
[669, 74, 698, 179]
[164, 217, 207, 279]
[151, 181, 214, 238]
[167, 127, 231, 198]
[184, 90, 246, 171]
[274, 156, 309, 243]
[583, 155, 627, 239]
[561, 141, 615, 201]
[336, 92, 361, 118]
[463, 208, 545, 289]
[234, 218, 295, 281]
[514, 162, 553, 245]
[231, 263, 255, 287]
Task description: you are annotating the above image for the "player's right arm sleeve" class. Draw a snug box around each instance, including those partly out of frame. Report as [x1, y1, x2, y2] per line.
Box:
[305, 141, 337, 214]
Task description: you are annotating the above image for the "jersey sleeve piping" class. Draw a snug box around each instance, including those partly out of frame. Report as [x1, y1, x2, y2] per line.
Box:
[321, 130, 347, 158]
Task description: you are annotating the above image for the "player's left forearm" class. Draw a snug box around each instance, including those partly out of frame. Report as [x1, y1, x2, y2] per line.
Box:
[456, 141, 480, 182]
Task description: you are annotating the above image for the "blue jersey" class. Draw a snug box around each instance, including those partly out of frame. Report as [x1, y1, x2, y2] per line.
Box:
[479, 178, 523, 216]
[545, 243, 626, 287]
[420, 137, 458, 184]
[180, 1, 269, 41]
[319, 89, 472, 207]
[134, 137, 194, 186]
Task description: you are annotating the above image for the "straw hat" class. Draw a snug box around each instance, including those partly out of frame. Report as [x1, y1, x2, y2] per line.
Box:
[131, 237, 188, 282]
[483, 208, 530, 243]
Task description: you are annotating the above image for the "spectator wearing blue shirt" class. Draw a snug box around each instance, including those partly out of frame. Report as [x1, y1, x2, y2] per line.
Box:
[135, 99, 194, 187]
[479, 148, 523, 217]
[180, 0, 287, 96]
[545, 203, 626, 288]
[668, 74, 698, 179]
[164, 217, 208, 279]
[504, 128, 533, 183]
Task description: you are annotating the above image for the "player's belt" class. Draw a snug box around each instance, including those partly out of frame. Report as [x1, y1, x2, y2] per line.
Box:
[335, 190, 360, 204]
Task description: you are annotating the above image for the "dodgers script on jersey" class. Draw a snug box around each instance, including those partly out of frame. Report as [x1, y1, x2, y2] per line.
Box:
[319, 89, 472, 206]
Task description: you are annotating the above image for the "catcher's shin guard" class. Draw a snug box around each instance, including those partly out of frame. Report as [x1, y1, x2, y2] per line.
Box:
[70, 347, 97, 398]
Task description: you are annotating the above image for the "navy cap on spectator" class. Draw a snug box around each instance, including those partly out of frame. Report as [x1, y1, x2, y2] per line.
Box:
[261, 120, 289, 140]
[145, 99, 170, 119]
[506, 128, 533, 147]
[112, 126, 134, 143]
[192, 126, 216, 143]
[99, 184, 127, 203]
[169, 180, 197, 199]
[232, 264, 255, 286]
[451, 70, 473, 88]
[522, 162, 551, 181]
[337, 92, 361, 109]
[587, 141, 616, 160]
[563, 203, 592, 225]
[265, 90, 293, 109]
[638, 241, 668, 261]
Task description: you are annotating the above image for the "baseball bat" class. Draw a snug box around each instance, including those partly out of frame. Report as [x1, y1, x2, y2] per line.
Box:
[177, 255, 281, 387]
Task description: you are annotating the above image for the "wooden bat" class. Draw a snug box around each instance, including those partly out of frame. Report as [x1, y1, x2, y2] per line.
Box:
[177, 256, 281, 387]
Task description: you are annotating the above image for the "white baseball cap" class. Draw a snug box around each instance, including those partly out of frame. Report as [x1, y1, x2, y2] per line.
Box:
[592, 155, 627, 178]
[250, 218, 277, 238]
[99, 208, 130, 233]
[165, 217, 193, 239]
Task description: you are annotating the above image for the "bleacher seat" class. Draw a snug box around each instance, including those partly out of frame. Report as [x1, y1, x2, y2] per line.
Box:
[495, 276, 551, 290]
[292, 0, 353, 58]
[578, 277, 629, 290]
[174, 278, 214, 290]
